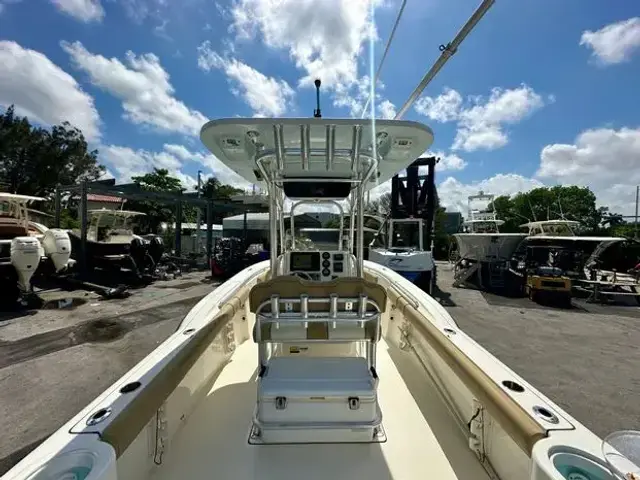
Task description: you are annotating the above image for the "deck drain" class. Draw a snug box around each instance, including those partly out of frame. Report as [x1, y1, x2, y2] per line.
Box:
[443, 328, 456, 335]
[183, 328, 196, 335]
[533, 405, 559, 424]
[502, 380, 525, 393]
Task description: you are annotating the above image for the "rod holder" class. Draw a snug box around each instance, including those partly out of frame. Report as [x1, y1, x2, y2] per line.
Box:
[300, 125, 310, 170]
[329, 293, 338, 319]
[271, 295, 280, 319]
[326, 125, 335, 171]
[350, 126, 362, 171]
[273, 124, 285, 171]
[300, 294, 309, 319]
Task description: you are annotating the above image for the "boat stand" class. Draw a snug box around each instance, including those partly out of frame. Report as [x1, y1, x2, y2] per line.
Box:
[453, 257, 510, 291]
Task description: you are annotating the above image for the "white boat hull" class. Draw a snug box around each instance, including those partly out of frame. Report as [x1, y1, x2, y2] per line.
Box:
[368, 249, 435, 284]
[454, 233, 527, 262]
[3, 261, 619, 480]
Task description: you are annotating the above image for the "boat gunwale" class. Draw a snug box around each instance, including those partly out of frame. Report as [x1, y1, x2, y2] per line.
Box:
[80, 267, 555, 461]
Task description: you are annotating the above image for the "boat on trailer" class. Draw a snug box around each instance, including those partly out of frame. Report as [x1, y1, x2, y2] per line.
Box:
[5, 117, 639, 480]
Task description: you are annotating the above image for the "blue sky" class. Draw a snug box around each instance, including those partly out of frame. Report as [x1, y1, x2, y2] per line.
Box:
[0, 0, 639, 214]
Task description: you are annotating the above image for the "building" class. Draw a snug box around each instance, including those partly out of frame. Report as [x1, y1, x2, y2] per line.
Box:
[86, 194, 126, 211]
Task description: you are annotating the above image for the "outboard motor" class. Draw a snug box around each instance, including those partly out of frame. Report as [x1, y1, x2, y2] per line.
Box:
[146, 235, 164, 264]
[129, 236, 147, 271]
[41, 229, 71, 272]
[10, 236, 43, 291]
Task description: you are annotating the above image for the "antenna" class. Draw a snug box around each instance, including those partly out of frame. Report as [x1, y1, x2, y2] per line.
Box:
[313, 79, 322, 118]
[527, 197, 538, 222]
[557, 193, 566, 220]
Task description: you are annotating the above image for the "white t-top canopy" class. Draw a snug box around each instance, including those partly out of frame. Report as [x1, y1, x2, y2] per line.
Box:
[200, 118, 434, 190]
[87, 209, 146, 218]
[0, 192, 46, 204]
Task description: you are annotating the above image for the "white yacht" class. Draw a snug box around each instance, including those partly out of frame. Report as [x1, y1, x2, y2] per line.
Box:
[521, 219, 625, 245]
[453, 192, 527, 262]
[5, 117, 638, 480]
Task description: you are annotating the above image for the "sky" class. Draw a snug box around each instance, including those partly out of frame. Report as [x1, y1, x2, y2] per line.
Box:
[0, 0, 639, 216]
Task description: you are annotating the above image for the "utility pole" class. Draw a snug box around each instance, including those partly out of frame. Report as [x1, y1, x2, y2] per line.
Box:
[635, 185, 639, 239]
[196, 170, 202, 254]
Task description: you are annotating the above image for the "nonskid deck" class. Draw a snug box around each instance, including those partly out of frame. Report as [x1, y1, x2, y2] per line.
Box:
[150, 339, 490, 480]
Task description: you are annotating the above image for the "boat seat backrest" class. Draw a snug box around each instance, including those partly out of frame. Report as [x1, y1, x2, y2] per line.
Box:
[249, 276, 386, 344]
[252, 318, 381, 343]
[249, 276, 387, 314]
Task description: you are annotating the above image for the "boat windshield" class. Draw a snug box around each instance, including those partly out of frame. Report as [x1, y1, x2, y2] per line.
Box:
[525, 222, 576, 236]
[462, 221, 500, 233]
[299, 228, 342, 250]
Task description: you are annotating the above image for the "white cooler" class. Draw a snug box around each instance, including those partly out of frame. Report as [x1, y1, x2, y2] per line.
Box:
[257, 356, 379, 425]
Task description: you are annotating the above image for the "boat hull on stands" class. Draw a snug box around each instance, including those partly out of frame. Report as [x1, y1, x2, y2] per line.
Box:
[454, 233, 527, 262]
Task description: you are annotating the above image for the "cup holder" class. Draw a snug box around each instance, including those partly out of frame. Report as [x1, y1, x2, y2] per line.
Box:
[24, 444, 116, 480]
[550, 449, 615, 480]
[602, 430, 640, 480]
[26, 451, 96, 480]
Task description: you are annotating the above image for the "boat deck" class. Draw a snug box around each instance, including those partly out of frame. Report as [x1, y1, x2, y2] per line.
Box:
[151, 339, 490, 480]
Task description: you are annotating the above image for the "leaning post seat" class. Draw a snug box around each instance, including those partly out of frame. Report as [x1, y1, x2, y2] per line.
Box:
[249, 276, 386, 364]
[248, 276, 387, 444]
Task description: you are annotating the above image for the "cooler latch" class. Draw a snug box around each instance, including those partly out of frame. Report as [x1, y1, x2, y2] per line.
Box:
[275, 396, 287, 410]
[348, 397, 360, 410]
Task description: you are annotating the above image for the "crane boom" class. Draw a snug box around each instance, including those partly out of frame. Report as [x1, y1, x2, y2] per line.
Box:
[394, 0, 496, 120]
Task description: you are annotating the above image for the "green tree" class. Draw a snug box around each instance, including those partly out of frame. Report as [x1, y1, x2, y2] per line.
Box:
[488, 186, 605, 235]
[128, 168, 185, 233]
[0, 105, 104, 199]
[201, 176, 243, 200]
[365, 192, 392, 215]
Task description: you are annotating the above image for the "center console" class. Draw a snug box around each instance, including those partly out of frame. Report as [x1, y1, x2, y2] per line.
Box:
[286, 251, 351, 280]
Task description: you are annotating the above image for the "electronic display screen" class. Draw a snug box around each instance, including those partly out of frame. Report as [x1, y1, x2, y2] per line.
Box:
[290, 252, 320, 271]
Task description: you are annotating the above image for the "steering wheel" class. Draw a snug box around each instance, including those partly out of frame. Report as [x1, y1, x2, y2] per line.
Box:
[289, 271, 314, 281]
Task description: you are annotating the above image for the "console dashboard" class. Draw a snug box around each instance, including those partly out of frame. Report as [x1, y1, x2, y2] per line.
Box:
[287, 251, 350, 281]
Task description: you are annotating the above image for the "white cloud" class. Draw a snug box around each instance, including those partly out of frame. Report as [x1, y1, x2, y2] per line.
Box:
[197, 41, 295, 117]
[373, 125, 640, 216]
[537, 126, 640, 214]
[580, 17, 640, 65]
[0, 41, 101, 141]
[50, 0, 104, 22]
[100, 144, 197, 188]
[229, 0, 381, 90]
[0, 0, 23, 14]
[333, 75, 395, 118]
[118, 0, 151, 24]
[438, 174, 544, 213]
[102, 142, 253, 192]
[366, 150, 468, 205]
[154, 19, 172, 41]
[62, 41, 207, 137]
[378, 99, 396, 120]
[415, 85, 547, 152]
[414, 87, 461, 122]
[428, 151, 466, 172]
